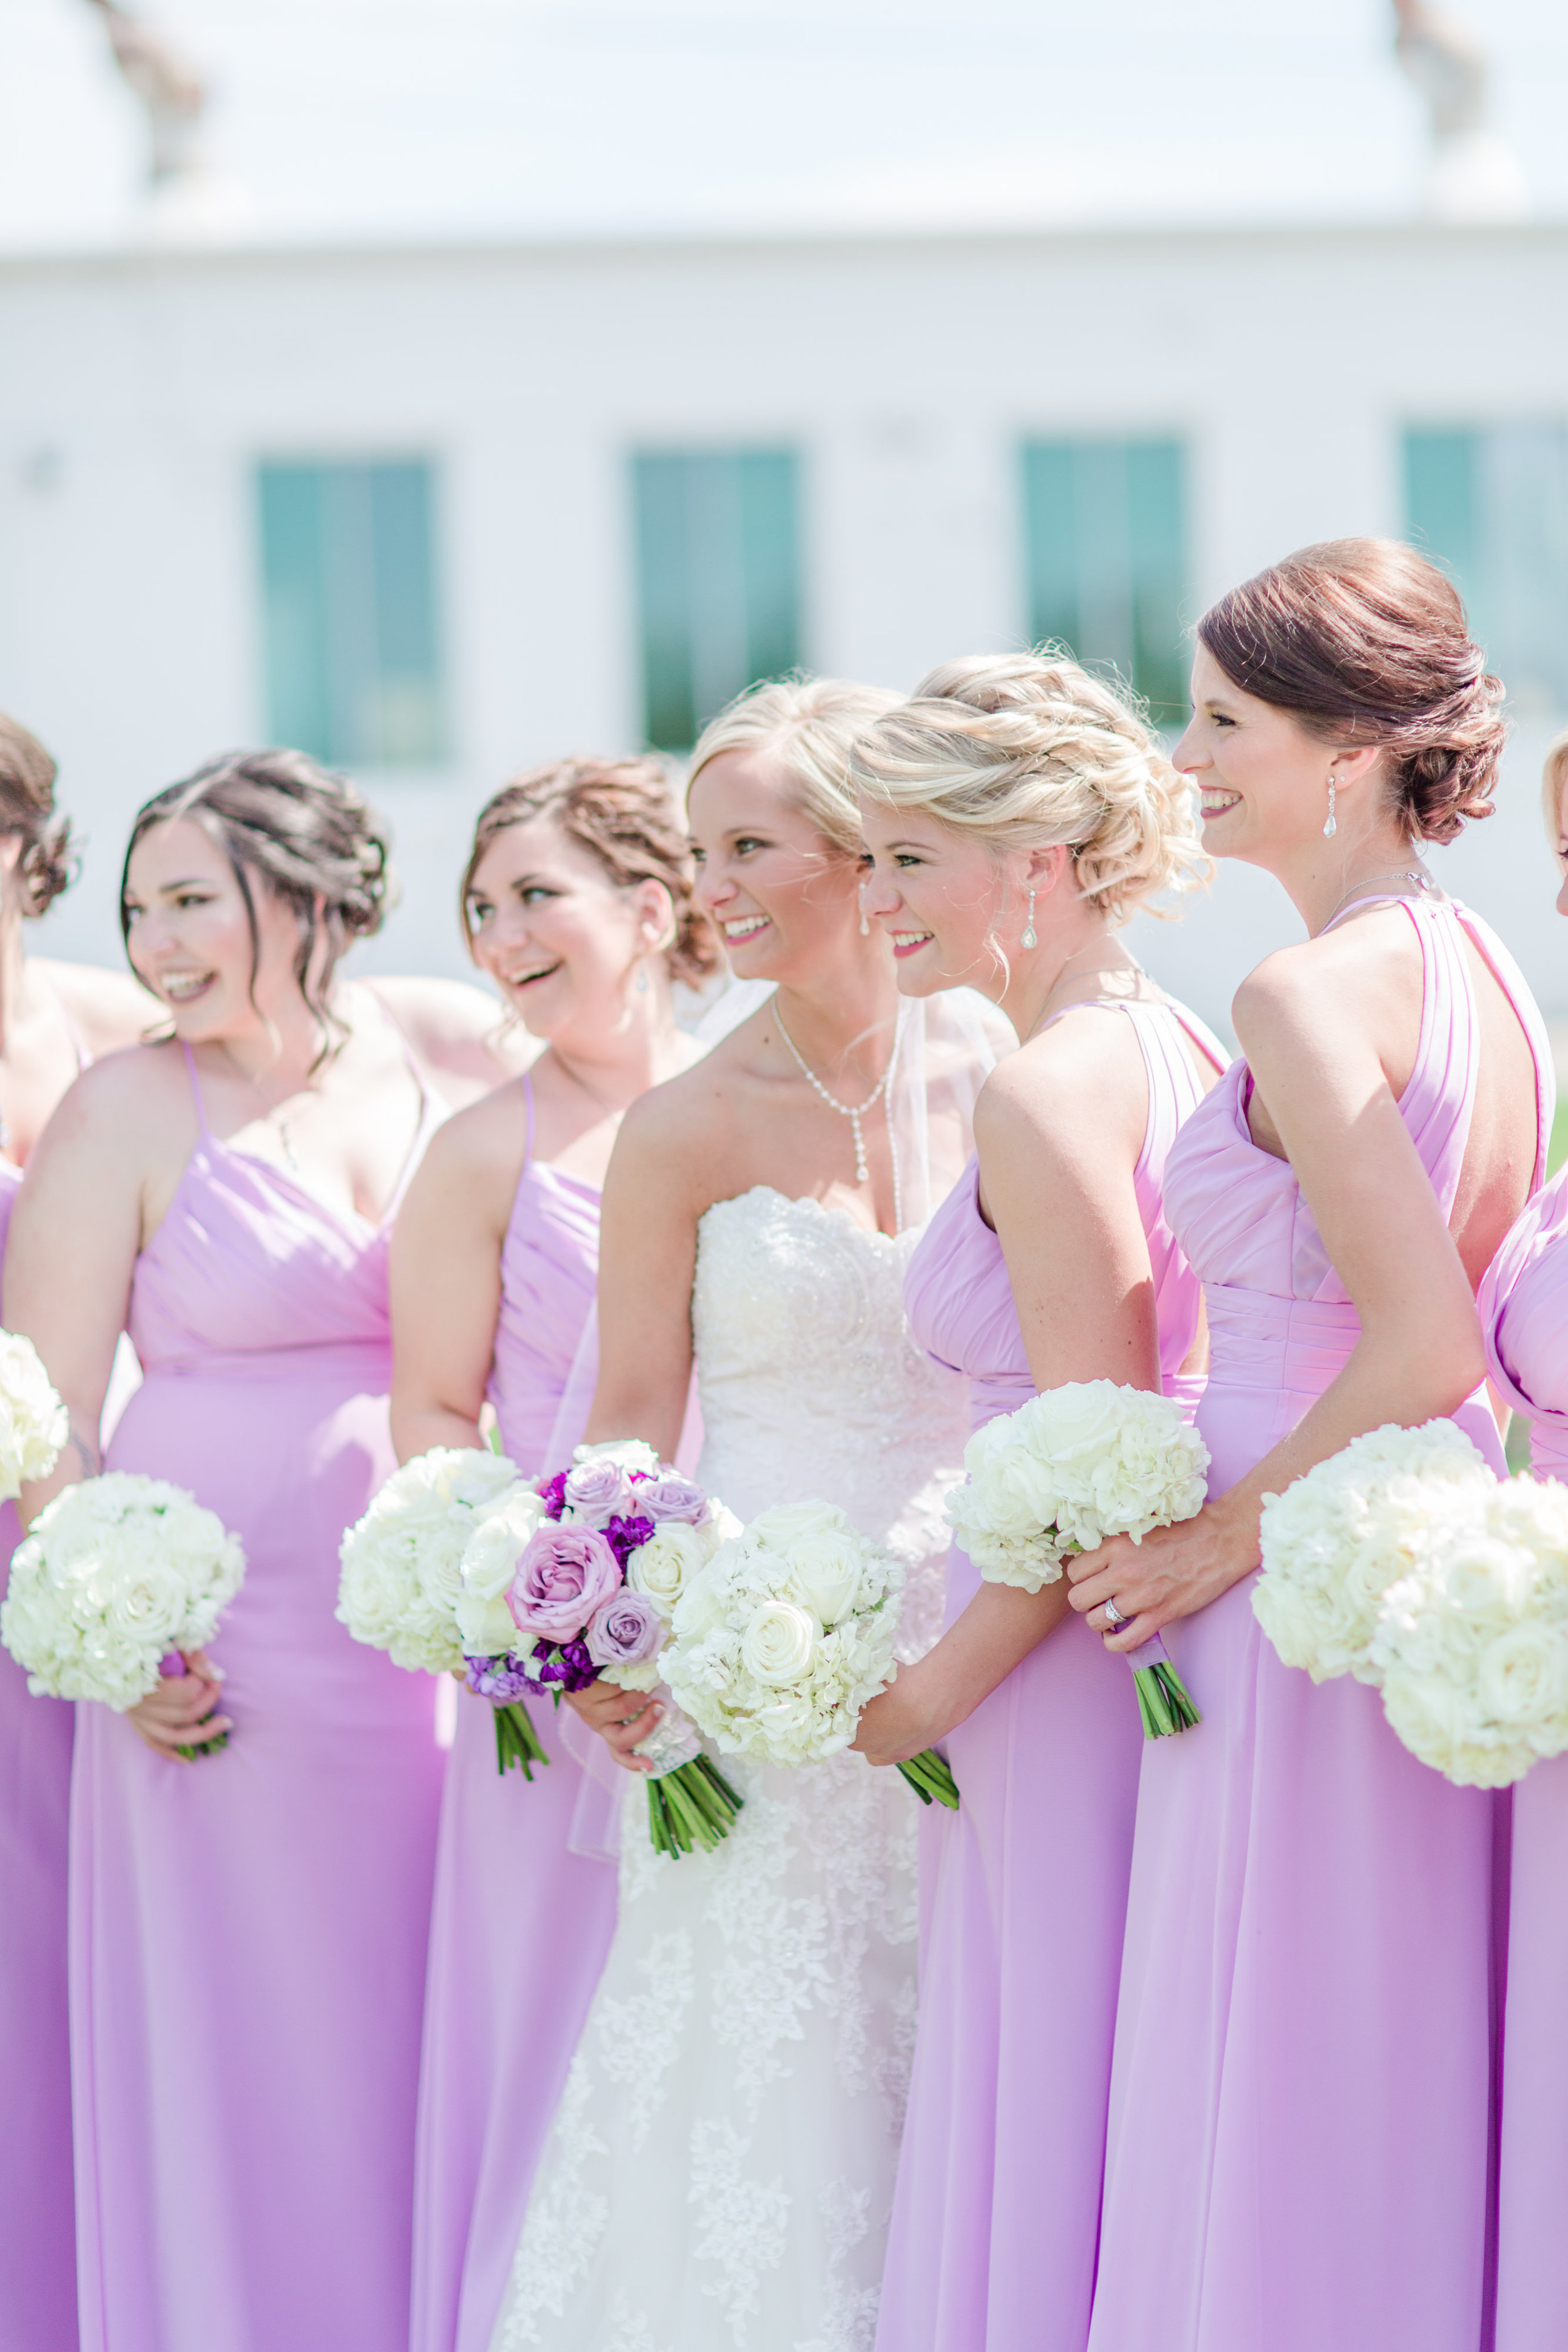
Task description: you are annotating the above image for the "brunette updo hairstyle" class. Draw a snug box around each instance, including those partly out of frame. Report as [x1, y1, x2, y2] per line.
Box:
[1540, 725, 1568, 850]
[460, 756, 719, 988]
[850, 650, 1209, 922]
[120, 748, 391, 1038]
[687, 675, 901, 861]
[1197, 539, 1505, 844]
[0, 711, 74, 916]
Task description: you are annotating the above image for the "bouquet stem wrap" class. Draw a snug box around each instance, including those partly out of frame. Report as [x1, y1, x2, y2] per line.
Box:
[1124, 1631, 1200, 1738]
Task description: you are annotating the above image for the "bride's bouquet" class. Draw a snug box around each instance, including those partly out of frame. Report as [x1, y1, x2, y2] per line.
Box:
[470, 1440, 746, 1856]
[0, 1330, 67, 1500]
[1, 1473, 246, 1757]
[944, 1380, 1210, 1737]
[663, 1498, 960, 1808]
[1256, 1422, 1568, 1787]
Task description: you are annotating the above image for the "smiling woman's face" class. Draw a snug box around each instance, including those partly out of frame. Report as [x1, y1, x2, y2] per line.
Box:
[1173, 642, 1351, 867]
[122, 817, 300, 1039]
[465, 813, 653, 1036]
[686, 750, 861, 979]
[856, 795, 1019, 996]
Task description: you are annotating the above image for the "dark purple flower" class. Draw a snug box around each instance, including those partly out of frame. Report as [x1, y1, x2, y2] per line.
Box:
[637, 1474, 710, 1527]
[536, 1470, 569, 1520]
[508, 1523, 621, 1643]
[464, 1653, 534, 1703]
[605, 1512, 655, 1567]
[586, 1589, 665, 1670]
[528, 1637, 600, 1693]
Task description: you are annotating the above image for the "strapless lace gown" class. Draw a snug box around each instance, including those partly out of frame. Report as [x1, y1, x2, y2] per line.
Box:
[490, 1186, 970, 2352]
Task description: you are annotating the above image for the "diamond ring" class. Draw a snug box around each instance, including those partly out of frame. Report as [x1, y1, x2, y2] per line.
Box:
[1103, 1597, 1128, 1629]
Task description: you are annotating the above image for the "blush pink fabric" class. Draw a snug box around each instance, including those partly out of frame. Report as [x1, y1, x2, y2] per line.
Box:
[0, 1162, 78, 2352]
[1480, 1167, 1568, 2352]
[877, 999, 1222, 2352]
[70, 1047, 448, 2352]
[410, 1079, 619, 2352]
[1086, 899, 1551, 2352]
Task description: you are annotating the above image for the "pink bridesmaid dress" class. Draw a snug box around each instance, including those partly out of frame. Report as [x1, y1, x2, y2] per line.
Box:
[1086, 898, 1552, 2352]
[0, 1161, 78, 2352]
[71, 1041, 447, 2352]
[1478, 1173, 1568, 2352]
[410, 1076, 619, 2352]
[879, 999, 1222, 2352]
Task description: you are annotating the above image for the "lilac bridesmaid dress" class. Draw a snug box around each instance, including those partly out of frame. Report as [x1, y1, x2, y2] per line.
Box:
[70, 1042, 447, 2352]
[410, 1078, 619, 2352]
[1478, 1173, 1568, 2352]
[1086, 899, 1552, 2352]
[0, 1161, 78, 2352]
[879, 999, 1222, 2352]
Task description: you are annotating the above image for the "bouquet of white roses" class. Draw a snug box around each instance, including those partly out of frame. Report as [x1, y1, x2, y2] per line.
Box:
[463, 1439, 744, 1855]
[663, 1497, 959, 1808]
[0, 1330, 66, 1500]
[944, 1380, 1210, 1738]
[1, 1473, 245, 1757]
[1254, 1420, 1495, 1686]
[337, 1444, 552, 1779]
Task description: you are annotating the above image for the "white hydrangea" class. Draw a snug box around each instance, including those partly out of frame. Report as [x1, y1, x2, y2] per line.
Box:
[1254, 1421, 1495, 1685]
[337, 1446, 523, 1675]
[0, 1330, 67, 1501]
[944, 1380, 1211, 1594]
[0, 1472, 245, 1709]
[664, 1498, 904, 1766]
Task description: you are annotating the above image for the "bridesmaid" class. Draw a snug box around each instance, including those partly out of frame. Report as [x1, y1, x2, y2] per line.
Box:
[6, 748, 527, 2352]
[394, 756, 715, 2352]
[1477, 723, 1568, 2352]
[0, 709, 148, 2352]
[849, 652, 1222, 2352]
[1064, 541, 1550, 2352]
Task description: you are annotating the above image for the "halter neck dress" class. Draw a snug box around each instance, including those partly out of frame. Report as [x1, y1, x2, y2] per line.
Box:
[1086, 898, 1552, 2352]
[411, 1075, 620, 2352]
[1478, 1172, 1568, 2352]
[70, 1032, 448, 2352]
[879, 997, 1224, 2352]
[0, 993, 93, 2352]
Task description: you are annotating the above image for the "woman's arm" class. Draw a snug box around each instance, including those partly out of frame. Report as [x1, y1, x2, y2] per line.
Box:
[582, 1089, 704, 1463]
[389, 1101, 517, 1463]
[856, 1012, 1160, 1762]
[1067, 946, 1491, 1648]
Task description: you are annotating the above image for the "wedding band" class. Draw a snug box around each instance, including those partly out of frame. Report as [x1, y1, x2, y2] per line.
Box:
[1103, 1598, 1128, 1629]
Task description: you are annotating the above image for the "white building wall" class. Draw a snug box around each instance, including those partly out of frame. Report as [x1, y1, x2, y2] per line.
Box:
[0, 221, 1565, 1039]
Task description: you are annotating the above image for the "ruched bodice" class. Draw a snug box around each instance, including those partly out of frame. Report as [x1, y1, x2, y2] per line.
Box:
[1480, 1167, 1568, 1480]
[487, 1162, 600, 1474]
[906, 999, 1223, 1431]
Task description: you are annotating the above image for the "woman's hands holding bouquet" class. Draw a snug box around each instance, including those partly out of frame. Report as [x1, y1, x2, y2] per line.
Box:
[565, 1676, 664, 1774]
[126, 1647, 231, 1761]
[1066, 1491, 1262, 1651]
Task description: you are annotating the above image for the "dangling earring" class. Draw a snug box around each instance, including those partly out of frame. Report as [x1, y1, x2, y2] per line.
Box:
[1323, 776, 1337, 839]
[1022, 889, 1037, 951]
[635, 961, 650, 995]
[858, 882, 871, 936]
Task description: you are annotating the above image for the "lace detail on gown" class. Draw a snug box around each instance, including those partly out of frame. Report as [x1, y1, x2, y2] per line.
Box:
[492, 1189, 969, 2352]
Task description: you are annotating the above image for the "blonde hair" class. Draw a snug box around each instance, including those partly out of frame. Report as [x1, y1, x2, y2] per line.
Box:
[850, 650, 1210, 922]
[687, 675, 899, 860]
[1543, 726, 1568, 848]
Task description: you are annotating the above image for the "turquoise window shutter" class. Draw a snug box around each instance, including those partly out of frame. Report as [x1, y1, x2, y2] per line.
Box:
[633, 449, 802, 752]
[1021, 437, 1189, 726]
[257, 458, 447, 767]
[1404, 423, 1568, 715]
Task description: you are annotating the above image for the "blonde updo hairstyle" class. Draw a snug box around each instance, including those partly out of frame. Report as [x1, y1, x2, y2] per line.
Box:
[687, 675, 901, 862]
[850, 650, 1209, 924]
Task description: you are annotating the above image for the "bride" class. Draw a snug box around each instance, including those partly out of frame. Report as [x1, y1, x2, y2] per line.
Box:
[489, 677, 1001, 2352]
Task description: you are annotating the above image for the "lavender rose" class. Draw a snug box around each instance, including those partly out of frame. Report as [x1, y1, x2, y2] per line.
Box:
[561, 1458, 635, 1528]
[585, 1588, 666, 1671]
[507, 1524, 622, 1643]
[637, 1474, 711, 1527]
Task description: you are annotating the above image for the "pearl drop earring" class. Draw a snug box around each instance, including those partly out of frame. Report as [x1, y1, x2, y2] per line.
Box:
[858, 881, 871, 936]
[1323, 776, 1338, 839]
[635, 961, 650, 994]
[1022, 889, 1037, 951]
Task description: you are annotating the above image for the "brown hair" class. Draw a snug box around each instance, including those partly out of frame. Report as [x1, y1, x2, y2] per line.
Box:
[461, 756, 719, 987]
[1197, 538, 1505, 844]
[1542, 725, 1568, 850]
[0, 711, 74, 915]
[120, 749, 392, 1046]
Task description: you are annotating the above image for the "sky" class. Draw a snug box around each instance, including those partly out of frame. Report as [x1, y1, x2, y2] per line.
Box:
[2, 0, 1567, 250]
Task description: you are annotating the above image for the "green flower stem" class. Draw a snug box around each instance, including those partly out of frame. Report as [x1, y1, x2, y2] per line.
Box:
[646, 1754, 744, 1858]
[896, 1746, 960, 1809]
[1132, 1660, 1202, 1740]
[175, 1727, 231, 1764]
[492, 1698, 551, 1779]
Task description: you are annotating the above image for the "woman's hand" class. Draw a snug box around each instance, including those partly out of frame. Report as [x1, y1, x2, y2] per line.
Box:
[1065, 1495, 1260, 1650]
[563, 1677, 663, 1775]
[125, 1647, 231, 1761]
[852, 1660, 948, 1767]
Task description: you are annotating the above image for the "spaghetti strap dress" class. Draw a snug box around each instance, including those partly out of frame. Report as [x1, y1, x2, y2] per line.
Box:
[411, 1076, 620, 2352]
[1086, 898, 1553, 2352]
[70, 1036, 448, 2352]
[1478, 1171, 1568, 2352]
[880, 997, 1223, 2352]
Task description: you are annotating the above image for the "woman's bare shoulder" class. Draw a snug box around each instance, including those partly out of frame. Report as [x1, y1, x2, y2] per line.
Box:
[32, 1037, 191, 1159]
[409, 1075, 529, 1199]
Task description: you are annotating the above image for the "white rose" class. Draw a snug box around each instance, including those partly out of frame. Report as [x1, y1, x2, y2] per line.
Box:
[739, 1599, 818, 1688]
[455, 1589, 519, 1654]
[461, 1493, 546, 1599]
[571, 1437, 661, 1478]
[670, 1551, 739, 1643]
[786, 1531, 867, 1630]
[746, 1499, 853, 1550]
[627, 1522, 707, 1618]
[1476, 1621, 1568, 1733]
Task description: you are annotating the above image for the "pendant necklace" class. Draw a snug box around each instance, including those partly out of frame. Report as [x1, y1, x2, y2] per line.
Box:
[773, 1002, 899, 1197]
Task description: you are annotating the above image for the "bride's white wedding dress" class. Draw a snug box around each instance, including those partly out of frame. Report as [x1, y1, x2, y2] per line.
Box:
[490, 1184, 971, 2352]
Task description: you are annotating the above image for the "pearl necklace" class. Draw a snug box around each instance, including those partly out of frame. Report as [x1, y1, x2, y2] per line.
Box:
[773, 1002, 900, 1205]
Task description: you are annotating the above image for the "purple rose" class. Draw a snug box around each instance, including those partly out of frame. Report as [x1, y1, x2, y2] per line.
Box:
[507, 1524, 621, 1643]
[637, 1475, 710, 1527]
[585, 1589, 665, 1670]
[561, 1456, 633, 1528]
